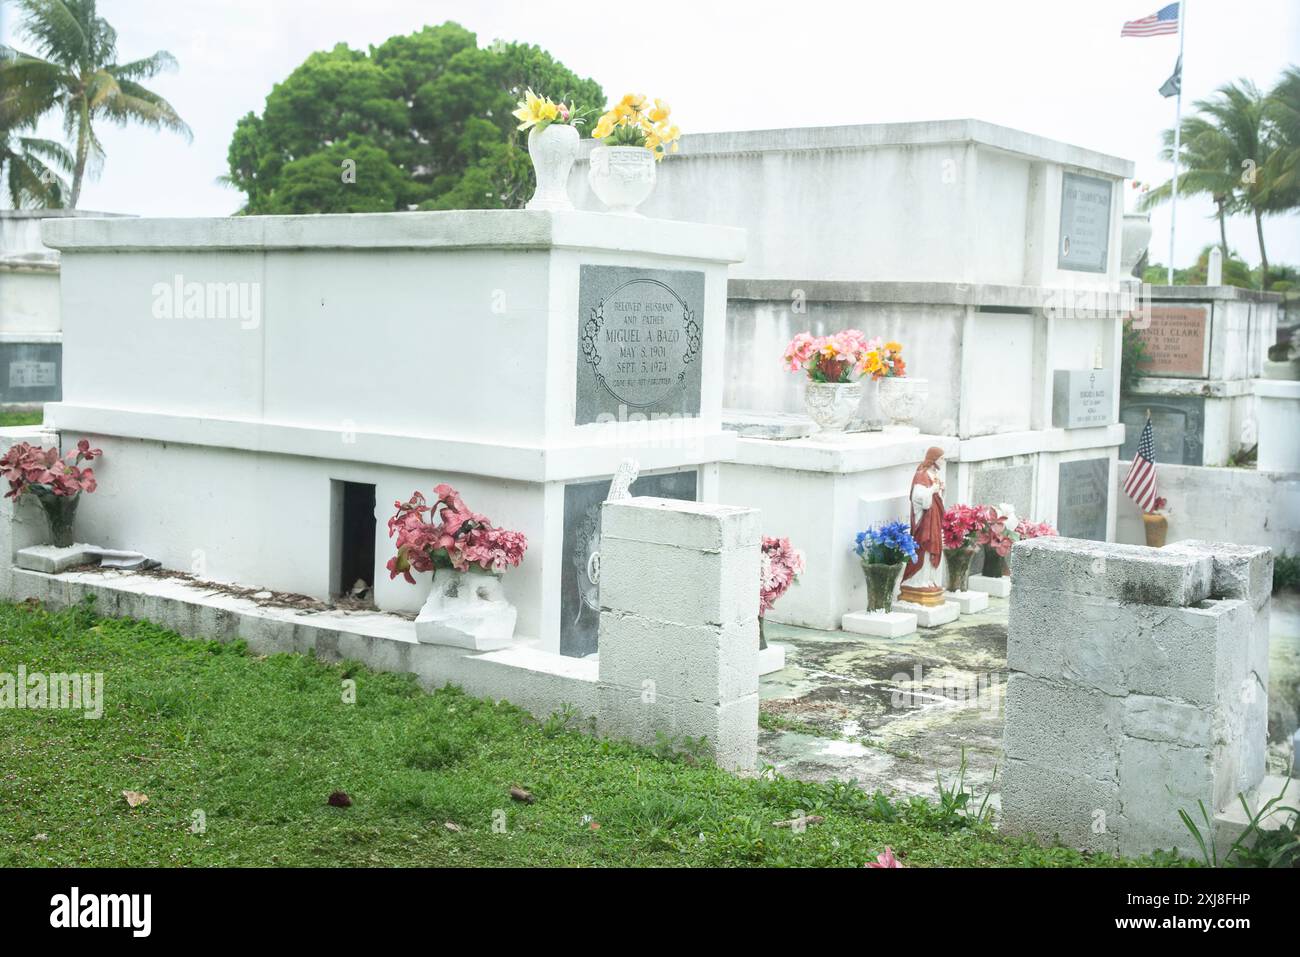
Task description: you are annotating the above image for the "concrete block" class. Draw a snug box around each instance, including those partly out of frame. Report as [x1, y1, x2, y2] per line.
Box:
[596, 683, 758, 770]
[841, 610, 917, 638]
[1121, 694, 1212, 748]
[1164, 540, 1273, 610]
[968, 574, 1011, 597]
[1012, 536, 1214, 608]
[15, 544, 98, 574]
[1003, 673, 1122, 782]
[1118, 735, 1215, 857]
[946, 589, 989, 614]
[599, 535, 758, 627]
[601, 496, 760, 552]
[893, 600, 960, 628]
[1000, 758, 1120, 855]
[597, 610, 757, 704]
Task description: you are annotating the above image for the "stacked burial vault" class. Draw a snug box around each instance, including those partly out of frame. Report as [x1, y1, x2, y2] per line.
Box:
[572, 120, 1139, 631]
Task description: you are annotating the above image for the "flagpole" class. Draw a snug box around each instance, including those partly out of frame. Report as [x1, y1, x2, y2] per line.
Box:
[1167, 1, 1187, 285]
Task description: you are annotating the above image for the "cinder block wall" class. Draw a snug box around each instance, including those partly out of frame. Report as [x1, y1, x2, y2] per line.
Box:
[597, 496, 760, 771]
[1001, 536, 1271, 857]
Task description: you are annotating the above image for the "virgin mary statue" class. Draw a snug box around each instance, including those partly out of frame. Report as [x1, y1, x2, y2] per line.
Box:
[900, 446, 947, 606]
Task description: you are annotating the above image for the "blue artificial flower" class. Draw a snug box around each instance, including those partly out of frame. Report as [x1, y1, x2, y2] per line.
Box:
[853, 521, 919, 566]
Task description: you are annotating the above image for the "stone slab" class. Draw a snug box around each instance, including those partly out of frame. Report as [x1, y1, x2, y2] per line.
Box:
[969, 575, 1011, 598]
[16, 544, 97, 574]
[722, 409, 815, 440]
[893, 600, 960, 628]
[841, 610, 918, 638]
[1057, 457, 1110, 541]
[946, 589, 990, 614]
[1011, 536, 1212, 607]
[1052, 368, 1113, 429]
[757, 644, 786, 675]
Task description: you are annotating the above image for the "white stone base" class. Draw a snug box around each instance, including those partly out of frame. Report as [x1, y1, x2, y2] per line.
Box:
[841, 610, 918, 638]
[414, 571, 518, 651]
[968, 574, 1011, 597]
[758, 644, 786, 675]
[946, 589, 989, 614]
[892, 600, 960, 628]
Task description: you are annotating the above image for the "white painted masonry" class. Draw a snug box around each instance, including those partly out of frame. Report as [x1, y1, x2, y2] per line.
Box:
[1001, 536, 1272, 857]
[38, 210, 745, 653]
[596, 496, 761, 771]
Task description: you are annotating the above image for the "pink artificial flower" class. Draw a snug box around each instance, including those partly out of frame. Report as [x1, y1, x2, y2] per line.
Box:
[386, 484, 527, 581]
[759, 535, 804, 616]
[865, 846, 904, 868]
[0, 439, 104, 500]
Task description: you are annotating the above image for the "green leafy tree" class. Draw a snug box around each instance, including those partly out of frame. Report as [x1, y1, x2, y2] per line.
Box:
[1262, 66, 1300, 214]
[0, 0, 191, 208]
[225, 23, 603, 214]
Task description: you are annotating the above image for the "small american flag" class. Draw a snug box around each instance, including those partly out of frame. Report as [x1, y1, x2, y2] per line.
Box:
[1123, 417, 1160, 512]
[1122, 3, 1180, 37]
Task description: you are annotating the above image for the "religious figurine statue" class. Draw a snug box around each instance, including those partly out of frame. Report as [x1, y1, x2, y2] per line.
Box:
[900, 446, 947, 606]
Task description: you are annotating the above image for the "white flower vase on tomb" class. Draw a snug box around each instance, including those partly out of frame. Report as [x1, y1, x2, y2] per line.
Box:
[1120, 213, 1152, 280]
[877, 376, 928, 433]
[588, 146, 657, 214]
[525, 123, 579, 211]
[415, 567, 517, 651]
[803, 381, 862, 435]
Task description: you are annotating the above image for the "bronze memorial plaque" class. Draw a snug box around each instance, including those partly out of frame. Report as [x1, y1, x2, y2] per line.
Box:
[1136, 305, 1209, 378]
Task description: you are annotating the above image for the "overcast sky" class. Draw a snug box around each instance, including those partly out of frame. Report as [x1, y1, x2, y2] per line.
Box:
[3, 0, 1298, 269]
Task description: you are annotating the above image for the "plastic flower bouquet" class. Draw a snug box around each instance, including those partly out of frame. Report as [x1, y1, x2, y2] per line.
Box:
[591, 94, 680, 159]
[974, 504, 1018, 577]
[0, 439, 102, 546]
[1014, 519, 1058, 539]
[854, 522, 918, 613]
[862, 340, 906, 380]
[784, 330, 880, 383]
[512, 88, 592, 133]
[941, 503, 984, 591]
[387, 484, 527, 584]
[759, 536, 805, 616]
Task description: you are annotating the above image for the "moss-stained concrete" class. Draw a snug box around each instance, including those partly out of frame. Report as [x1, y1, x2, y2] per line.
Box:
[758, 592, 1300, 800]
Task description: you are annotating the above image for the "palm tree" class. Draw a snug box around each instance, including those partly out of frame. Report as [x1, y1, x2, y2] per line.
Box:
[1142, 80, 1276, 288]
[1262, 66, 1300, 215]
[0, 47, 72, 207]
[0, 0, 191, 208]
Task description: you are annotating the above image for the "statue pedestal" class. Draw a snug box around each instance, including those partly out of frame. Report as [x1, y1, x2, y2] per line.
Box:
[946, 589, 989, 614]
[842, 610, 918, 638]
[893, 600, 959, 628]
[969, 574, 1011, 598]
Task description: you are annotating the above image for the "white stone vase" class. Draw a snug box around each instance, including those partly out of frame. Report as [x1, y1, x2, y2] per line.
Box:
[588, 145, 656, 214]
[415, 567, 517, 651]
[1120, 213, 1152, 279]
[877, 376, 928, 432]
[803, 381, 862, 434]
[525, 123, 579, 211]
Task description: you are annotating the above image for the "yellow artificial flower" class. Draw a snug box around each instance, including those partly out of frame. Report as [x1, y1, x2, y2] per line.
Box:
[512, 88, 554, 131]
[592, 112, 617, 139]
[884, 341, 903, 353]
[648, 99, 671, 123]
[864, 352, 884, 374]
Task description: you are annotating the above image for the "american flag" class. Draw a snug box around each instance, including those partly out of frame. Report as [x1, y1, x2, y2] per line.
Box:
[1122, 3, 1180, 37]
[1123, 417, 1160, 512]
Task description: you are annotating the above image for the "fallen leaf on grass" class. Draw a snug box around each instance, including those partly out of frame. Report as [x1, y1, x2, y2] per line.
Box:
[509, 786, 535, 804]
[443, 822, 462, 833]
[327, 790, 352, 807]
[122, 790, 149, 808]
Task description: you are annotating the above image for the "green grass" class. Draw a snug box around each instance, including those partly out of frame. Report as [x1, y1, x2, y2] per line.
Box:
[0, 409, 43, 428]
[0, 598, 1180, 867]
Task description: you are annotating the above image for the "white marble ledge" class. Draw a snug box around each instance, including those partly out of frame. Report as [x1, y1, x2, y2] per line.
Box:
[1132, 377, 1256, 398]
[40, 208, 747, 264]
[733, 431, 959, 474]
[959, 424, 1126, 463]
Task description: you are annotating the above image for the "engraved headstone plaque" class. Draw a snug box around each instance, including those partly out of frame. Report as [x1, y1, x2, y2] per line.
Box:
[1135, 305, 1210, 378]
[559, 469, 698, 657]
[1058, 172, 1113, 273]
[1119, 397, 1204, 466]
[1057, 458, 1110, 541]
[971, 463, 1035, 519]
[1052, 368, 1113, 429]
[575, 264, 705, 426]
[0, 342, 62, 403]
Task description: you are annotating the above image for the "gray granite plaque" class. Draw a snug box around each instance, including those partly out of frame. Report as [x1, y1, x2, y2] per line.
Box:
[0, 341, 61, 403]
[1119, 396, 1204, 466]
[1057, 458, 1109, 541]
[575, 264, 705, 426]
[1052, 368, 1113, 429]
[971, 462, 1035, 519]
[1057, 172, 1113, 273]
[559, 469, 698, 657]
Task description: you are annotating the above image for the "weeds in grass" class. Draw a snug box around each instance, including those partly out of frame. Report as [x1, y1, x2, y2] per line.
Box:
[1178, 777, 1300, 868]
